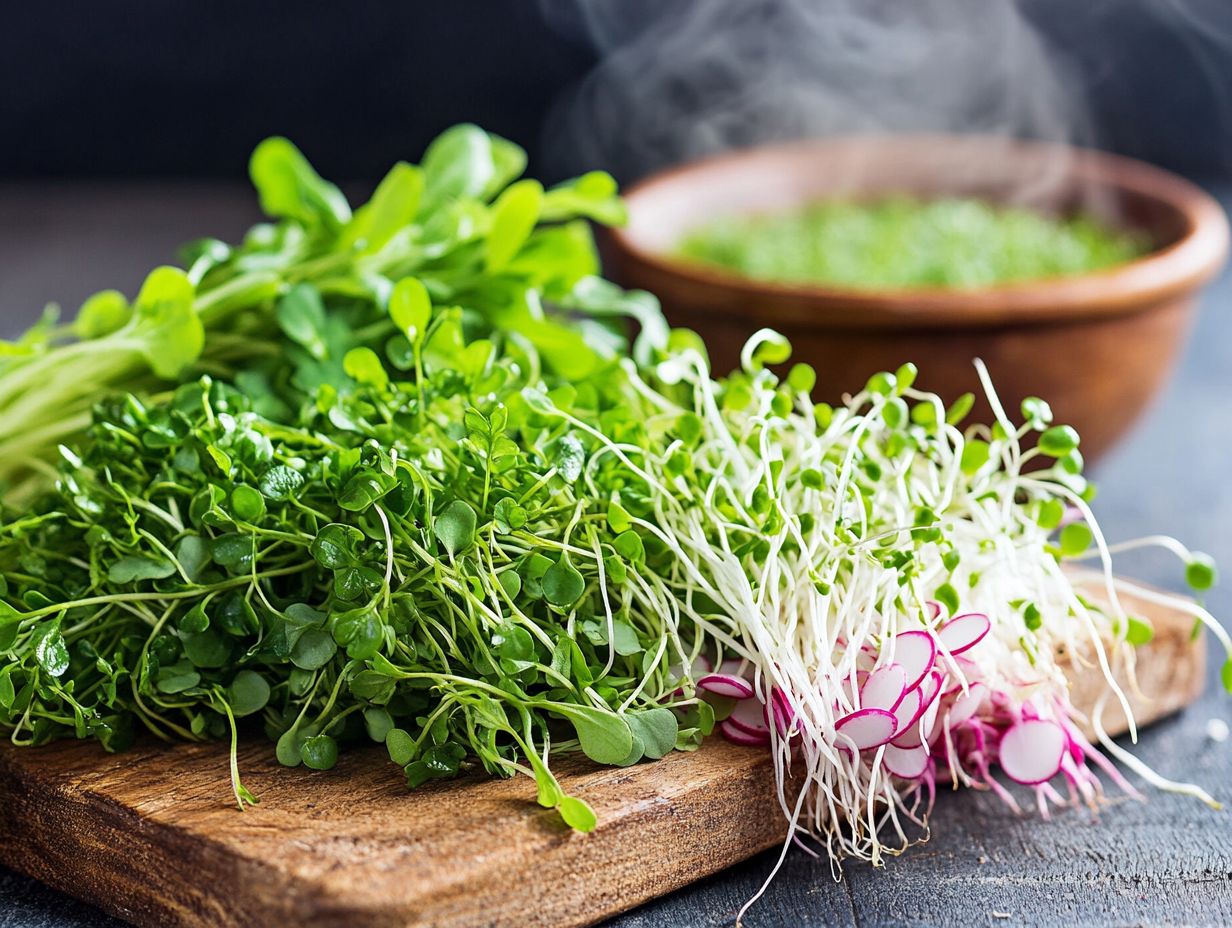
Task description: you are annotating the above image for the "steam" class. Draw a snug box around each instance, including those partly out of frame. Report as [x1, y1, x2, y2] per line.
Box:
[543, 0, 1232, 204]
[543, 0, 1091, 183]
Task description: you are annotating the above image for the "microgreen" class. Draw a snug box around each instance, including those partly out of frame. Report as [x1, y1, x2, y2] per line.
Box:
[0, 127, 1227, 875]
[0, 125, 629, 504]
[675, 196, 1146, 289]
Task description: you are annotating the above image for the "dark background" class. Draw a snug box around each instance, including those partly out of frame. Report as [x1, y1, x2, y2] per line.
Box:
[2, 0, 1232, 187]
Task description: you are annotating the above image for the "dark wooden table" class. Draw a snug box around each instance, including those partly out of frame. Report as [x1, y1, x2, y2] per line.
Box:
[2, 184, 1230, 928]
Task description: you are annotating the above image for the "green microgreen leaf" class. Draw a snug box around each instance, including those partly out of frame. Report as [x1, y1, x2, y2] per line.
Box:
[250, 136, 351, 229]
[1186, 553, 1217, 592]
[231, 484, 267, 522]
[32, 622, 70, 677]
[1039, 425, 1080, 457]
[277, 284, 329, 360]
[960, 440, 990, 475]
[436, 500, 477, 556]
[108, 555, 177, 585]
[934, 583, 960, 617]
[1059, 523, 1093, 557]
[557, 795, 597, 832]
[258, 465, 305, 501]
[389, 277, 432, 340]
[291, 629, 338, 670]
[551, 704, 634, 765]
[543, 559, 586, 608]
[228, 671, 271, 717]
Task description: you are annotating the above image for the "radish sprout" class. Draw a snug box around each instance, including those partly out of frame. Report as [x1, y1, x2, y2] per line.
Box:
[533, 334, 1232, 907]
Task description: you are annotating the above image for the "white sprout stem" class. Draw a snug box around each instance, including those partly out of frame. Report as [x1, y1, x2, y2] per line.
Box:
[1091, 691, 1222, 810]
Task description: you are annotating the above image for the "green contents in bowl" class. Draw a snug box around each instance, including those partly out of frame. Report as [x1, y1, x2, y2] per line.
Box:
[674, 197, 1147, 289]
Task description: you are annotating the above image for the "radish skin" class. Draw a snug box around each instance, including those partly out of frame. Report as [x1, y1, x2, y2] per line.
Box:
[697, 673, 756, 699]
[719, 719, 771, 747]
[937, 613, 991, 655]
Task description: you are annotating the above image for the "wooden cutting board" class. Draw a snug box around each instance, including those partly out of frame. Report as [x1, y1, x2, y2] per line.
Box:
[0, 581, 1206, 928]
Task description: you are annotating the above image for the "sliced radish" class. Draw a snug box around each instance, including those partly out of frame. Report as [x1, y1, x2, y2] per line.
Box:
[860, 664, 908, 711]
[999, 719, 1066, 785]
[896, 693, 942, 749]
[767, 686, 795, 737]
[925, 600, 942, 621]
[890, 630, 937, 689]
[855, 647, 877, 673]
[727, 697, 770, 736]
[697, 673, 755, 699]
[717, 658, 746, 678]
[719, 718, 770, 747]
[938, 612, 990, 655]
[883, 742, 930, 779]
[835, 708, 897, 751]
[919, 670, 943, 707]
[947, 681, 988, 727]
[920, 697, 943, 746]
[891, 686, 924, 736]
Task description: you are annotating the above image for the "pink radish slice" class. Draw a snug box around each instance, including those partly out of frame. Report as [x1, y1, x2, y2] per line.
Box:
[919, 670, 943, 707]
[727, 697, 771, 736]
[883, 742, 930, 779]
[768, 686, 795, 737]
[717, 658, 746, 677]
[719, 718, 770, 747]
[947, 682, 988, 727]
[891, 630, 937, 690]
[921, 697, 944, 746]
[697, 673, 755, 699]
[999, 719, 1066, 785]
[925, 600, 942, 621]
[938, 612, 991, 655]
[891, 673, 941, 747]
[860, 664, 908, 711]
[897, 695, 941, 748]
[891, 687, 924, 736]
[835, 708, 897, 751]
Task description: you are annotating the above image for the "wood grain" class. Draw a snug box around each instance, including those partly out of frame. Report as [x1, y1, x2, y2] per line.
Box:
[0, 582, 1205, 928]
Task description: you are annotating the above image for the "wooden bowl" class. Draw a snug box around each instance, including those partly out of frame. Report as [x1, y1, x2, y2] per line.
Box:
[604, 136, 1229, 462]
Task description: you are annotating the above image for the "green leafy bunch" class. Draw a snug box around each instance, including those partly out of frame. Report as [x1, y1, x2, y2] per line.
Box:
[0, 125, 646, 504]
[0, 296, 709, 826]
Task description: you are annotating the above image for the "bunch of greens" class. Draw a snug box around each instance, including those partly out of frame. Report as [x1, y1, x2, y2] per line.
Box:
[0, 129, 1228, 875]
[0, 344, 707, 825]
[0, 124, 659, 504]
[675, 196, 1146, 290]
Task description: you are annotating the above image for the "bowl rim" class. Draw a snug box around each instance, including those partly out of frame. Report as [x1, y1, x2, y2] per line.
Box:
[607, 134, 1230, 330]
